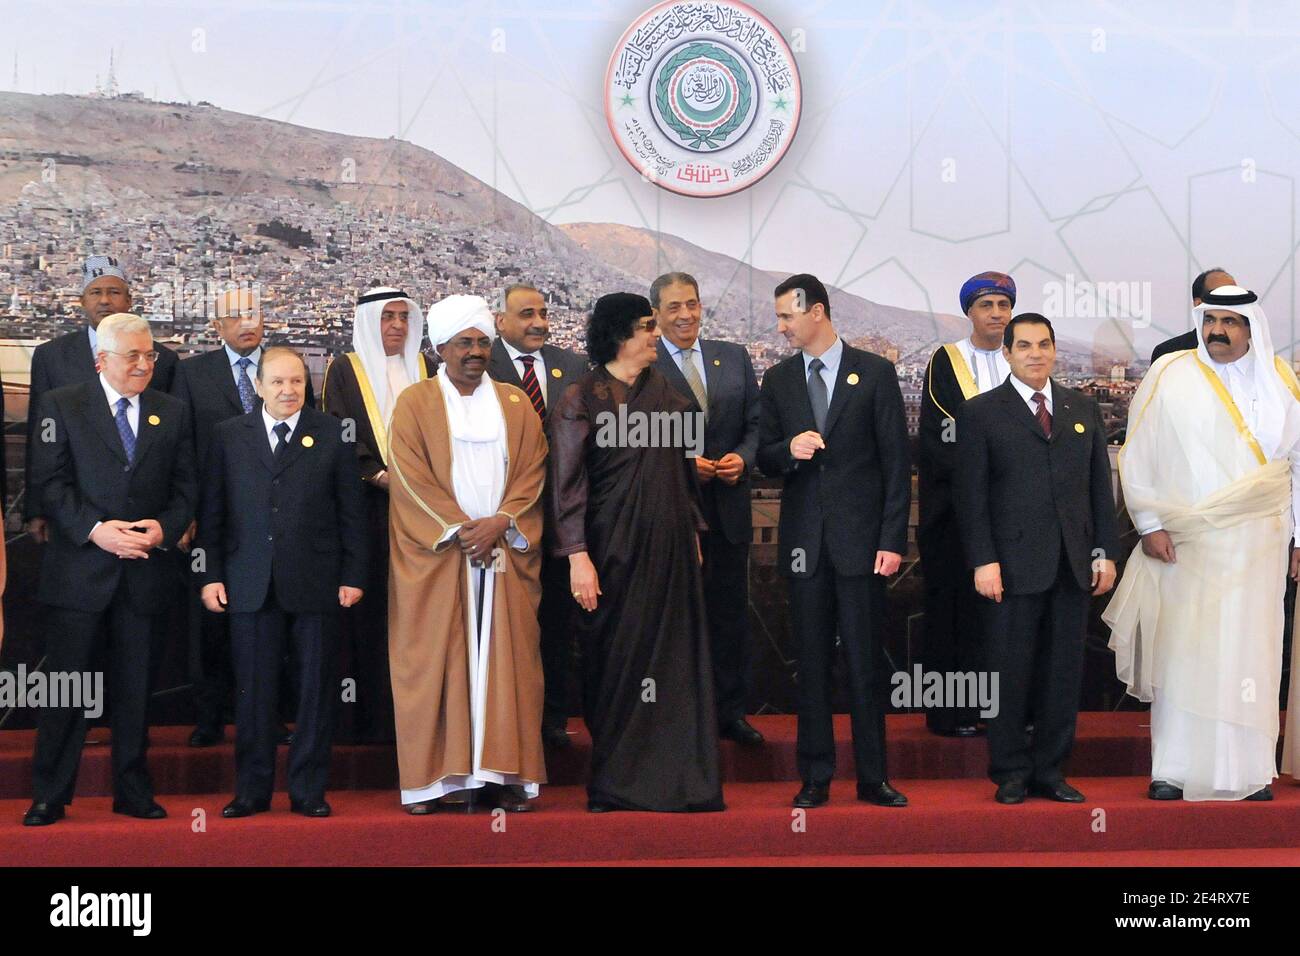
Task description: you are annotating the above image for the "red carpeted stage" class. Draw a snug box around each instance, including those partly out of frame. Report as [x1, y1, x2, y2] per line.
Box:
[2, 713, 1298, 866]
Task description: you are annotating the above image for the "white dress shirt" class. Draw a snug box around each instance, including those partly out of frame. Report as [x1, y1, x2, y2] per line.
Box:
[99, 373, 140, 435]
[88, 324, 98, 354]
[1210, 351, 1260, 436]
[801, 335, 844, 406]
[502, 339, 547, 405]
[664, 337, 708, 390]
[224, 343, 262, 386]
[1008, 372, 1054, 417]
[955, 337, 1011, 394]
[262, 407, 302, 451]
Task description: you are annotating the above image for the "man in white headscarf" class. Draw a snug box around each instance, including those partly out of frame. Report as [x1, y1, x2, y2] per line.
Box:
[386, 294, 548, 813]
[322, 287, 435, 743]
[1105, 286, 1300, 801]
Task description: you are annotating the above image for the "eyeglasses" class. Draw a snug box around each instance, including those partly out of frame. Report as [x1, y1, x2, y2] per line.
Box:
[106, 350, 160, 364]
[635, 318, 657, 332]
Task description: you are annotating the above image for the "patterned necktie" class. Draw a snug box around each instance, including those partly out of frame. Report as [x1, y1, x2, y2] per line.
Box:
[680, 347, 709, 421]
[1032, 391, 1052, 438]
[807, 358, 829, 434]
[272, 421, 290, 457]
[114, 396, 136, 464]
[235, 356, 256, 413]
[518, 355, 546, 418]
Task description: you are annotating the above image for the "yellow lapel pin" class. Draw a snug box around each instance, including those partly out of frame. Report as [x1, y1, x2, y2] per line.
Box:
[509, 393, 521, 403]
[846, 372, 860, 386]
[301, 435, 315, 448]
[1074, 422, 1085, 434]
[713, 359, 720, 366]
[147, 414, 161, 426]
[551, 368, 563, 378]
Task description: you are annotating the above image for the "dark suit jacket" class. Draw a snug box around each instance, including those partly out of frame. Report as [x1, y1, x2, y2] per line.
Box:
[24, 327, 178, 520]
[917, 345, 980, 586]
[955, 378, 1120, 595]
[197, 406, 367, 614]
[756, 343, 911, 579]
[1150, 329, 1197, 365]
[656, 337, 759, 545]
[170, 345, 316, 473]
[30, 380, 196, 613]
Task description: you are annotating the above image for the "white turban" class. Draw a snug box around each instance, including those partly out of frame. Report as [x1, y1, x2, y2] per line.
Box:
[352, 287, 425, 426]
[427, 294, 495, 348]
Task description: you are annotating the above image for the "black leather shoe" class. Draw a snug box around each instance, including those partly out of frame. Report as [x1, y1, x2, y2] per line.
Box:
[542, 724, 571, 749]
[407, 800, 437, 815]
[494, 785, 533, 812]
[857, 781, 908, 807]
[112, 800, 167, 819]
[23, 802, 64, 826]
[720, 718, 765, 745]
[587, 800, 616, 813]
[1148, 780, 1183, 801]
[1030, 779, 1085, 803]
[995, 780, 1027, 804]
[1245, 786, 1274, 802]
[793, 783, 829, 808]
[290, 798, 331, 817]
[188, 727, 225, 747]
[222, 798, 270, 818]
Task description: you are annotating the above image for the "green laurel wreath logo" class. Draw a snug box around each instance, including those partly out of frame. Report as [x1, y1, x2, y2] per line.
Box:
[654, 42, 752, 150]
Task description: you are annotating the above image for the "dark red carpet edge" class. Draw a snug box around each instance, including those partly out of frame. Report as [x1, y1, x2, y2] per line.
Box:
[4, 777, 1300, 867]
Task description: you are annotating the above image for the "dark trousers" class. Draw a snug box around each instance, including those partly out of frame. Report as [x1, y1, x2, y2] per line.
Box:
[230, 585, 338, 804]
[701, 530, 751, 725]
[31, 588, 155, 807]
[789, 541, 888, 787]
[189, 590, 234, 733]
[539, 552, 575, 732]
[979, 554, 1089, 786]
[922, 571, 984, 732]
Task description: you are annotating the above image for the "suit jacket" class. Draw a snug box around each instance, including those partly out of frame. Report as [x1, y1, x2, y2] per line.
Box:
[756, 343, 911, 579]
[24, 327, 179, 520]
[955, 378, 1120, 595]
[197, 405, 368, 614]
[656, 337, 759, 545]
[1150, 329, 1197, 365]
[30, 380, 196, 613]
[170, 345, 317, 473]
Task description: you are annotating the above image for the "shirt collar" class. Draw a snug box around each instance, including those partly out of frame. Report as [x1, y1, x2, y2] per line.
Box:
[968, 336, 1003, 355]
[262, 406, 302, 434]
[802, 335, 843, 372]
[225, 343, 262, 369]
[1008, 372, 1051, 404]
[88, 324, 98, 352]
[99, 373, 138, 409]
[501, 338, 541, 362]
[1211, 345, 1254, 379]
[665, 336, 701, 358]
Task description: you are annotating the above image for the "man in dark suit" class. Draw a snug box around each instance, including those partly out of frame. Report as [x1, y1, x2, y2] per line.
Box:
[487, 282, 588, 750]
[651, 271, 763, 744]
[321, 287, 435, 743]
[172, 287, 315, 747]
[956, 313, 1119, 804]
[1149, 267, 1235, 363]
[757, 274, 911, 809]
[24, 255, 178, 544]
[23, 313, 196, 826]
[198, 347, 366, 818]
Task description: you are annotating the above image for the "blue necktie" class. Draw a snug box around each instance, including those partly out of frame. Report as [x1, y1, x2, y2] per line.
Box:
[236, 357, 256, 413]
[115, 396, 136, 464]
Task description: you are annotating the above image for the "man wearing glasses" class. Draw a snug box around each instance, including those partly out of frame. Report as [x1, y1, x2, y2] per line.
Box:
[24, 313, 197, 825]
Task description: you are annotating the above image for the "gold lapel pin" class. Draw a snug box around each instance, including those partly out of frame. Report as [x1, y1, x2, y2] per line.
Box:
[509, 393, 522, 403]
[713, 359, 721, 366]
[1074, 422, 1085, 434]
[147, 414, 161, 426]
[551, 368, 563, 378]
[846, 372, 860, 385]
[301, 435, 315, 448]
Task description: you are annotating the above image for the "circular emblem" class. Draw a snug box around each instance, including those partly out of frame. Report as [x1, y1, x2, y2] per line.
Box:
[606, 1, 801, 197]
[147, 414, 161, 426]
[846, 373, 860, 386]
[1074, 422, 1085, 434]
[551, 368, 563, 378]
[301, 435, 314, 448]
[713, 359, 721, 366]
[509, 394, 522, 403]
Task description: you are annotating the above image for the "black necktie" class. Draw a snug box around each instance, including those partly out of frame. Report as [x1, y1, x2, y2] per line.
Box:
[273, 421, 290, 457]
[807, 357, 829, 434]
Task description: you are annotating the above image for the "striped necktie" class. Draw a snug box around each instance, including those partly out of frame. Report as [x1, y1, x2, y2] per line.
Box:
[518, 355, 545, 418]
[1032, 391, 1052, 438]
[114, 396, 136, 464]
[680, 347, 709, 420]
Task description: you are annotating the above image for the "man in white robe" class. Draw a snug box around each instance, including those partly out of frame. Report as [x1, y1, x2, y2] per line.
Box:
[1105, 286, 1300, 801]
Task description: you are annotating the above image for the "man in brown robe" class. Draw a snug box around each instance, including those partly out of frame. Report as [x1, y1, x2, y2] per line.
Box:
[387, 294, 548, 813]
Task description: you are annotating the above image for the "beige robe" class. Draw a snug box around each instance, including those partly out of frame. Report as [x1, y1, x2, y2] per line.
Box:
[387, 376, 547, 797]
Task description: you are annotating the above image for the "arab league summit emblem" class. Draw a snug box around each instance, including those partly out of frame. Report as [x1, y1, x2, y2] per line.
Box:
[606, 0, 801, 198]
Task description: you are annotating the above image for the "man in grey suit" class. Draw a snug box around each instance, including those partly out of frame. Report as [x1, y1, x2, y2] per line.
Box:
[487, 283, 588, 749]
[652, 272, 763, 744]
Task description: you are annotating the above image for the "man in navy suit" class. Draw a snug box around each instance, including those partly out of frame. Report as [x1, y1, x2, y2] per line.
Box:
[23, 313, 196, 826]
[172, 287, 315, 747]
[757, 274, 911, 809]
[487, 283, 589, 750]
[198, 347, 367, 818]
[651, 272, 763, 744]
[24, 255, 179, 543]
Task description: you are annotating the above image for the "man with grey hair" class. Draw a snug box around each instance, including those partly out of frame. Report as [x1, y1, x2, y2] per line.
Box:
[24, 255, 179, 544]
[24, 313, 196, 826]
[651, 272, 763, 744]
[487, 282, 588, 749]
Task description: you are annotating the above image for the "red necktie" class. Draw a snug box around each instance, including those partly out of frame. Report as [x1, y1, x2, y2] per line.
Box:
[518, 355, 546, 418]
[1032, 391, 1051, 438]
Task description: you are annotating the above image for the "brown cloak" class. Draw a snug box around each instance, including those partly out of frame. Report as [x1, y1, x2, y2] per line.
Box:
[387, 376, 548, 793]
